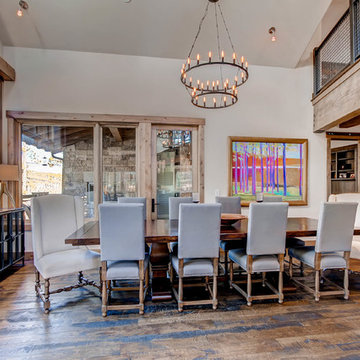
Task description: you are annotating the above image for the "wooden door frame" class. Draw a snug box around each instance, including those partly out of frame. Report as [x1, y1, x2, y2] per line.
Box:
[5, 111, 205, 220]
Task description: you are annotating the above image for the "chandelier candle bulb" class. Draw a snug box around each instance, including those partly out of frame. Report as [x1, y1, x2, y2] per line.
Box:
[221, 50, 225, 62]
[207, 80, 210, 90]
[235, 76, 238, 85]
[197, 54, 200, 65]
[245, 61, 248, 69]
[224, 96, 227, 106]
[233, 53, 236, 64]
[197, 79, 200, 89]
[216, 80, 219, 90]
[212, 81, 215, 90]
[204, 97, 206, 105]
[241, 56, 244, 66]
[209, 51, 212, 62]
[187, 58, 191, 69]
[189, 77, 192, 87]
[201, 83, 204, 92]
[213, 97, 216, 107]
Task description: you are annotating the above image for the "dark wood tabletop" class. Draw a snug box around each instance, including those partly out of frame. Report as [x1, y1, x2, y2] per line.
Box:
[64, 217, 349, 246]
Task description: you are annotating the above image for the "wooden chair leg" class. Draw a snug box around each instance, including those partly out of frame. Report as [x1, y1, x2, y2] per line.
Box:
[300, 261, 304, 277]
[44, 278, 50, 314]
[213, 258, 218, 310]
[289, 256, 293, 278]
[262, 272, 266, 287]
[315, 270, 320, 302]
[78, 271, 83, 284]
[101, 279, 107, 317]
[139, 260, 144, 315]
[229, 260, 233, 289]
[344, 268, 349, 300]
[224, 250, 228, 279]
[247, 273, 252, 306]
[205, 276, 209, 291]
[178, 276, 183, 312]
[145, 266, 149, 289]
[169, 263, 174, 284]
[278, 271, 284, 304]
[35, 269, 40, 296]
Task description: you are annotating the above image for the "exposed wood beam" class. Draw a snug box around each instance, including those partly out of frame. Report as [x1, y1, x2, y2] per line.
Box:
[109, 127, 122, 142]
[0, 57, 15, 81]
[7, 111, 205, 126]
[339, 115, 360, 128]
[326, 131, 360, 140]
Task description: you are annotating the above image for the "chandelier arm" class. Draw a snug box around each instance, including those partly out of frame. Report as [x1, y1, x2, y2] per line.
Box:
[217, 3, 237, 63]
[187, 2, 210, 59]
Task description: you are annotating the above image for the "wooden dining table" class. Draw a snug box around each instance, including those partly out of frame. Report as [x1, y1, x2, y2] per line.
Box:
[65, 217, 360, 301]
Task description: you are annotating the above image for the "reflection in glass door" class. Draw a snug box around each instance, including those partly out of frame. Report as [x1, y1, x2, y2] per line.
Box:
[153, 129, 193, 219]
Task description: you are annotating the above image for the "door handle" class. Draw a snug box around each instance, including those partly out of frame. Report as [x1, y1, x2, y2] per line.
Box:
[152, 198, 159, 212]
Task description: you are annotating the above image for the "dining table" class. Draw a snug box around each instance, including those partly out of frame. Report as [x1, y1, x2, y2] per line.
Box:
[65, 217, 360, 301]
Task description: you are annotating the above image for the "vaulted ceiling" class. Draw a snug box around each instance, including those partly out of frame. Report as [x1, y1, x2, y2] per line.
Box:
[0, 0, 347, 68]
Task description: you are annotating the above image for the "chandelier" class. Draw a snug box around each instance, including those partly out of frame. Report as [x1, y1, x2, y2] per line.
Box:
[180, 0, 249, 109]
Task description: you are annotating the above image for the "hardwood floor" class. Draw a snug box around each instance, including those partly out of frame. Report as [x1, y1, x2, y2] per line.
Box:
[1, 262, 360, 359]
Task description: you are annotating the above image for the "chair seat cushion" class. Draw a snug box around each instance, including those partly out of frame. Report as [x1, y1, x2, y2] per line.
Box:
[172, 256, 214, 277]
[36, 248, 101, 279]
[220, 240, 244, 252]
[288, 246, 346, 269]
[228, 249, 280, 273]
[106, 255, 149, 280]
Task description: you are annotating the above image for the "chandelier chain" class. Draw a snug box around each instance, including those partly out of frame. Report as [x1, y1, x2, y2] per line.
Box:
[214, 4, 224, 84]
[187, 2, 210, 58]
[217, 3, 237, 63]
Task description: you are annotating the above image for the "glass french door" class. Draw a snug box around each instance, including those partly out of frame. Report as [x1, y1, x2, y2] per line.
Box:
[151, 126, 198, 219]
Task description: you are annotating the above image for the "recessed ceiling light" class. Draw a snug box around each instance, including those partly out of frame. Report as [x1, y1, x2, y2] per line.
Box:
[17, 0, 28, 17]
[269, 27, 276, 42]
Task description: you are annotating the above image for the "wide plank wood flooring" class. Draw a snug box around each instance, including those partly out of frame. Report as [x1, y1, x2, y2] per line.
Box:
[1, 262, 360, 359]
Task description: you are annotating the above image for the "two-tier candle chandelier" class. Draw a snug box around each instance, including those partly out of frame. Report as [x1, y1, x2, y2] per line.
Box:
[180, 0, 249, 109]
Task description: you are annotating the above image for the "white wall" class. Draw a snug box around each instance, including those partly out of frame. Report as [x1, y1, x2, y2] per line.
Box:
[2, 47, 327, 252]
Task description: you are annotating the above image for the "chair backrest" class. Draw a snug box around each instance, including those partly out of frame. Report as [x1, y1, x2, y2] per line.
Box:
[117, 197, 146, 218]
[263, 196, 283, 202]
[31, 194, 84, 261]
[316, 202, 357, 253]
[247, 202, 288, 255]
[169, 197, 193, 220]
[215, 196, 241, 214]
[178, 203, 221, 259]
[328, 193, 360, 228]
[99, 203, 145, 261]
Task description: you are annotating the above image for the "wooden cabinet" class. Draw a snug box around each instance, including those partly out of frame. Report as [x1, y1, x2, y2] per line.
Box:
[331, 145, 357, 194]
[0, 208, 25, 274]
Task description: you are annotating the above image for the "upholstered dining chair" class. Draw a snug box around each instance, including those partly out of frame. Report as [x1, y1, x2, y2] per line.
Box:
[117, 197, 147, 218]
[31, 195, 101, 313]
[215, 196, 242, 280]
[170, 203, 221, 312]
[99, 203, 149, 316]
[262, 196, 283, 202]
[229, 202, 288, 306]
[168, 196, 193, 254]
[288, 202, 357, 301]
[169, 196, 193, 220]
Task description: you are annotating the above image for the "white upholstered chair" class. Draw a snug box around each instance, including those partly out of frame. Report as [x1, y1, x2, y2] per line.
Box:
[31, 195, 100, 313]
[288, 202, 357, 301]
[215, 196, 243, 280]
[171, 203, 221, 312]
[168, 196, 193, 254]
[229, 202, 288, 306]
[263, 196, 283, 202]
[117, 197, 147, 218]
[99, 203, 149, 316]
[328, 193, 360, 261]
[169, 196, 193, 220]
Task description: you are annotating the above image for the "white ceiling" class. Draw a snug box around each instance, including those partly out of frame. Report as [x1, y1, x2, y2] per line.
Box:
[0, 0, 342, 68]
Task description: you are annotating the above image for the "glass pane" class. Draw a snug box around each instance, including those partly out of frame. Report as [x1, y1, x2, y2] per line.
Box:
[102, 127, 136, 202]
[22, 125, 94, 219]
[156, 130, 192, 219]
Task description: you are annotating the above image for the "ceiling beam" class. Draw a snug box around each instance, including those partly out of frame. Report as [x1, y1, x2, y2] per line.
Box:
[339, 115, 360, 128]
[109, 127, 122, 142]
[0, 57, 15, 81]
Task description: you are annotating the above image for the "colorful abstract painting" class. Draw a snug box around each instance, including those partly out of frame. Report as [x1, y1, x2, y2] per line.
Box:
[229, 137, 307, 205]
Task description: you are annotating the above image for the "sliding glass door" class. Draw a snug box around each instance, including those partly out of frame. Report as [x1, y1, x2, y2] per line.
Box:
[152, 126, 198, 219]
